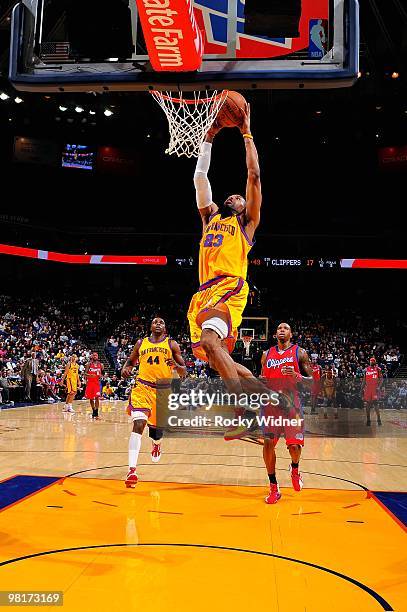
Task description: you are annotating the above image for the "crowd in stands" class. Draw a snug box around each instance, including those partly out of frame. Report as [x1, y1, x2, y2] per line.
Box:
[0, 295, 405, 409]
[106, 309, 402, 379]
[292, 312, 402, 378]
[0, 295, 116, 404]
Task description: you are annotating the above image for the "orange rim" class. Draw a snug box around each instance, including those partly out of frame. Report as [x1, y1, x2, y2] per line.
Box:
[150, 90, 228, 105]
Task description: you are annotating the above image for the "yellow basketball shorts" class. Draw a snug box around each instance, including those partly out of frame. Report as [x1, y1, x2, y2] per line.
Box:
[128, 379, 171, 427]
[66, 378, 78, 394]
[187, 275, 249, 361]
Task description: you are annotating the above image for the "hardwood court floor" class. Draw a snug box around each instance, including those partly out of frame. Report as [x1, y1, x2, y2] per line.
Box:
[0, 401, 406, 611]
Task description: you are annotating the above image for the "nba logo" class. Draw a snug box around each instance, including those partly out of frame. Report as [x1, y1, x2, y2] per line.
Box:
[309, 19, 329, 59]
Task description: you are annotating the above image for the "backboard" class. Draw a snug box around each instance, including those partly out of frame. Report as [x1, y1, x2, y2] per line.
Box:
[239, 317, 269, 343]
[9, 0, 359, 92]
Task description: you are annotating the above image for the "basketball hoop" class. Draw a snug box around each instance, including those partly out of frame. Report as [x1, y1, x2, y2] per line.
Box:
[150, 90, 228, 158]
[242, 335, 253, 357]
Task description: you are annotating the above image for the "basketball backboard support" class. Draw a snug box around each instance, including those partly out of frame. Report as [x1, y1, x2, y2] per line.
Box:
[9, 0, 359, 92]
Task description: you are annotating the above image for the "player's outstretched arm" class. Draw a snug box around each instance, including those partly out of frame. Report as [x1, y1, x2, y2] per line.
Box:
[121, 339, 142, 378]
[241, 104, 262, 232]
[194, 126, 220, 226]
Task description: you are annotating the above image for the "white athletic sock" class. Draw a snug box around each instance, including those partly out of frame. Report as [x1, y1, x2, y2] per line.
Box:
[129, 432, 142, 469]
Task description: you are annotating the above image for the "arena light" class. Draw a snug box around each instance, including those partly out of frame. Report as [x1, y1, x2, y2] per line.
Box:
[89, 110, 96, 115]
[75, 106, 84, 113]
[59, 105, 68, 111]
[14, 97, 23, 104]
[391, 72, 400, 79]
[104, 109, 114, 117]
[0, 92, 10, 101]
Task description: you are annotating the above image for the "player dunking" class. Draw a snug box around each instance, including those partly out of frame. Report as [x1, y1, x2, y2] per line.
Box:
[363, 357, 382, 426]
[60, 354, 81, 413]
[84, 352, 104, 419]
[188, 104, 262, 406]
[261, 323, 313, 504]
[122, 317, 186, 488]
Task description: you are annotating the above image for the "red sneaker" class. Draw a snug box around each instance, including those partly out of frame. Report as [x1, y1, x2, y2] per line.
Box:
[125, 468, 138, 488]
[151, 443, 161, 463]
[290, 465, 303, 492]
[265, 483, 281, 504]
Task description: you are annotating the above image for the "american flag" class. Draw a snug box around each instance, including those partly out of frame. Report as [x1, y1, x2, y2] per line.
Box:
[40, 42, 70, 63]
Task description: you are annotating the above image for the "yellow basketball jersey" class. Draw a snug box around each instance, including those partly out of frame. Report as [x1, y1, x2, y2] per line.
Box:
[199, 213, 253, 284]
[67, 363, 79, 378]
[137, 336, 173, 385]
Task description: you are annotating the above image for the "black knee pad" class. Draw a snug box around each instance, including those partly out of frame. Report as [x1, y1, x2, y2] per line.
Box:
[149, 426, 163, 441]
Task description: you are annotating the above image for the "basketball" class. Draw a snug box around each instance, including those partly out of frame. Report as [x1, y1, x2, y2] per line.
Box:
[216, 90, 247, 128]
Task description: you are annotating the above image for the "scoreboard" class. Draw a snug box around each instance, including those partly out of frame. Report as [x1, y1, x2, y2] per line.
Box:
[0, 244, 404, 270]
[175, 257, 407, 270]
[249, 257, 340, 269]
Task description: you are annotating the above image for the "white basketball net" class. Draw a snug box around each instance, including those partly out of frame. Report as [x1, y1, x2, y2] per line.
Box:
[150, 90, 228, 158]
[242, 336, 253, 357]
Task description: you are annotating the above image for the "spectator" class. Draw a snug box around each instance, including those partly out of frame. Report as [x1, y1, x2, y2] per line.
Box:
[21, 351, 40, 401]
[102, 383, 116, 400]
[0, 368, 14, 406]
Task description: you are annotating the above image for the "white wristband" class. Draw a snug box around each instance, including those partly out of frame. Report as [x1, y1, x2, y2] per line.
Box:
[194, 141, 213, 209]
[196, 141, 212, 173]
